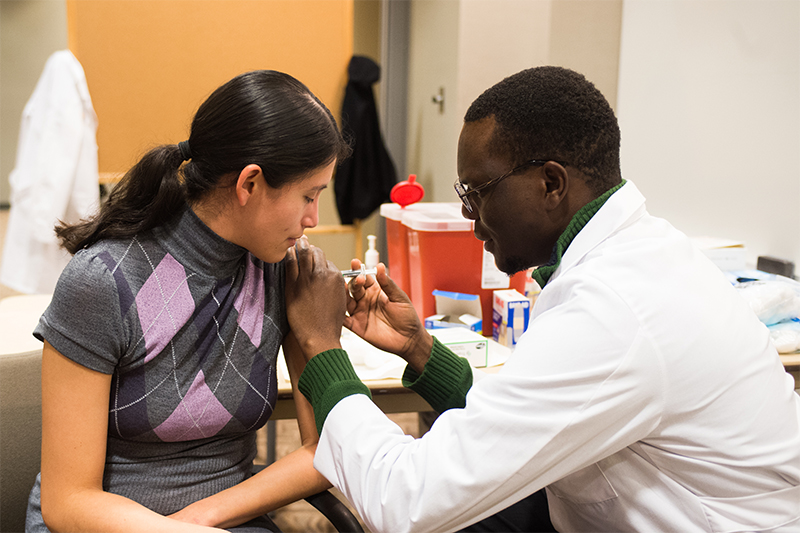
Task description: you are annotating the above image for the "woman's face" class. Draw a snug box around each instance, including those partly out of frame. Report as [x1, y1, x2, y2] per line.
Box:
[244, 160, 336, 263]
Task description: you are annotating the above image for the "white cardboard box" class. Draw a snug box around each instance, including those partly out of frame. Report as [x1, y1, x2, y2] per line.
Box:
[430, 327, 489, 368]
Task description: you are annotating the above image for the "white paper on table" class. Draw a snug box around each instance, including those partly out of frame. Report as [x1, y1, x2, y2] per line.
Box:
[277, 330, 406, 384]
[278, 329, 513, 384]
[486, 341, 512, 367]
[340, 329, 407, 380]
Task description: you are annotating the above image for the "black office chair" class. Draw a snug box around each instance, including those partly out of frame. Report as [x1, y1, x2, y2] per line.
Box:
[303, 491, 364, 533]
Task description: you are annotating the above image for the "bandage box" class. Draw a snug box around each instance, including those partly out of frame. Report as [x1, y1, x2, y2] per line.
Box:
[493, 289, 530, 347]
[429, 327, 489, 368]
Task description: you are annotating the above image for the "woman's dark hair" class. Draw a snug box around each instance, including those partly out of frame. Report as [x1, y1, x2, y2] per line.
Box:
[464, 66, 621, 197]
[57, 70, 351, 254]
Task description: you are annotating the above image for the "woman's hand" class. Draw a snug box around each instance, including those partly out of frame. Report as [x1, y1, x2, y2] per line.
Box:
[167, 505, 216, 527]
[345, 259, 432, 374]
[284, 237, 347, 359]
[167, 442, 330, 530]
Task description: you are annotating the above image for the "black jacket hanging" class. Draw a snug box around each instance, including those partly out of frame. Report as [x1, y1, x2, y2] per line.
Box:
[335, 55, 397, 224]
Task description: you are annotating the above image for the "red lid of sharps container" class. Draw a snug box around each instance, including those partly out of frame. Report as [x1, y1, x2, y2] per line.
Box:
[390, 174, 425, 208]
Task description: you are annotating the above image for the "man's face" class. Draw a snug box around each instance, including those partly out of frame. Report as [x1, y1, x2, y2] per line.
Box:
[456, 117, 561, 275]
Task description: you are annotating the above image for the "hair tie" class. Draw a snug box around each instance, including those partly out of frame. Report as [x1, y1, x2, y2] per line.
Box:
[178, 140, 192, 161]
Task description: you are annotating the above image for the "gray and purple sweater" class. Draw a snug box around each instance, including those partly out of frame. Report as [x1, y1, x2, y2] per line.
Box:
[30, 206, 287, 517]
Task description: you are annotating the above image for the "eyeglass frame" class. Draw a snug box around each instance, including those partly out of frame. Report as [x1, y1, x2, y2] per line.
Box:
[454, 159, 566, 213]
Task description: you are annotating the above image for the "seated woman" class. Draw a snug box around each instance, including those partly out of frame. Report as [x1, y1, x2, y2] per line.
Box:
[25, 70, 351, 532]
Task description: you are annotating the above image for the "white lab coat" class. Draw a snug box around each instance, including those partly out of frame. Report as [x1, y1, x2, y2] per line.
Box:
[314, 181, 800, 532]
[0, 50, 99, 294]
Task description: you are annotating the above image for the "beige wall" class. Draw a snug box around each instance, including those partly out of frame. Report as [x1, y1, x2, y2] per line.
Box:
[0, 0, 626, 268]
[309, 0, 384, 269]
[70, 0, 361, 271]
[550, 0, 622, 110]
[457, 1, 553, 118]
[617, 0, 800, 269]
[0, 0, 385, 271]
[67, 0, 353, 174]
[0, 0, 68, 206]
[405, 0, 623, 202]
[406, 0, 461, 201]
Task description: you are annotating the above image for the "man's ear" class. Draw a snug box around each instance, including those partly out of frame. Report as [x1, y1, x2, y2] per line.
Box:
[541, 161, 570, 210]
[235, 164, 264, 207]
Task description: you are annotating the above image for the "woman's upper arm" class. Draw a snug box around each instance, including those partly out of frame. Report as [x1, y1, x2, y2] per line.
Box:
[39, 340, 112, 528]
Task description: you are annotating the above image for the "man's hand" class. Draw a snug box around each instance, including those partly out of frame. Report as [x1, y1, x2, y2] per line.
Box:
[284, 237, 346, 359]
[345, 259, 432, 374]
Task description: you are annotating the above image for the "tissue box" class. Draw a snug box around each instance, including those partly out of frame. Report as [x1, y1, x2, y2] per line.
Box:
[424, 290, 482, 332]
[429, 327, 489, 367]
[493, 289, 530, 347]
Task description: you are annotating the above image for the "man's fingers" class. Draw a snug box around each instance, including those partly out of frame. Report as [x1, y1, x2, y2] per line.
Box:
[347, 273, 368, 300]
[294, 236, 313, 274]
[326, 259, 342, 276]
[310, 246, 328, 274]
[285, 245, 299, 283]
[375, 263, 405, 301]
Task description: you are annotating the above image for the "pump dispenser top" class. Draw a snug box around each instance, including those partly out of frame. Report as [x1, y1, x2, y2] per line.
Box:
[365, 234, 379, 270]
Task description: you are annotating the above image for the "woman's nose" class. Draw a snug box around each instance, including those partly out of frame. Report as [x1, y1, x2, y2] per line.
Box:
[302, 202, 319, 228]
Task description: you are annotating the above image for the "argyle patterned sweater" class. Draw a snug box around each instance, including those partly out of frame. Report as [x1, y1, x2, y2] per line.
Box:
[31, 206, 287, 516]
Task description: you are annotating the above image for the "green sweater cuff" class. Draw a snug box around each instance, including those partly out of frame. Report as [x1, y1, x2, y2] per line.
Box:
[298, 348, 371, 434]
[401, 337, 473, 413]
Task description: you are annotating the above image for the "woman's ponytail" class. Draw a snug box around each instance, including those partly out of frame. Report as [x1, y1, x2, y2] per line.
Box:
[55, 144, 187, 254]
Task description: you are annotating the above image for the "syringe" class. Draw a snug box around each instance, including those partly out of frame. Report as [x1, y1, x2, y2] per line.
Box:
[340, 266, 378, 278]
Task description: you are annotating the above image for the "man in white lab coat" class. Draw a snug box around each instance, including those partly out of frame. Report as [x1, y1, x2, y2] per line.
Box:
[284, 66, 800, 532]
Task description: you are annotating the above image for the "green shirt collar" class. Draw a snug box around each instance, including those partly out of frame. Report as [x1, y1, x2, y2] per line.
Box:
[531, 180, 626, 288]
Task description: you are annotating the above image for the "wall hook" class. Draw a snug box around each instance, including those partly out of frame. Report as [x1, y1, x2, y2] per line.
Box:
[432, 87, 445, 114]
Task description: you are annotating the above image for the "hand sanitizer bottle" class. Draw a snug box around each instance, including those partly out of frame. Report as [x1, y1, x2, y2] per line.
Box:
[365, 235, 379, 270]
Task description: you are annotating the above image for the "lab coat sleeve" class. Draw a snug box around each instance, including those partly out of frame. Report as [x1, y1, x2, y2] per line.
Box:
[313, 277, 666, 533]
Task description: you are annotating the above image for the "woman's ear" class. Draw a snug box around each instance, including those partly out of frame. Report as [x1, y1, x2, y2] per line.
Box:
[235, 164, 264, 207]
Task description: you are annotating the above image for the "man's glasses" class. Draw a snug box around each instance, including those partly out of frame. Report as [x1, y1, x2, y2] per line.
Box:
[454, 159, 560, 213]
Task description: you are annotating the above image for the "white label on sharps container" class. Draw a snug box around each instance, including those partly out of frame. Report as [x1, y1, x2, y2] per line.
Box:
[481, 248, 511, 289]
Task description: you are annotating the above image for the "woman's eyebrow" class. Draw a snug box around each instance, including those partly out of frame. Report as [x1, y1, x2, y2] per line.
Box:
[307, 184, 328, 193]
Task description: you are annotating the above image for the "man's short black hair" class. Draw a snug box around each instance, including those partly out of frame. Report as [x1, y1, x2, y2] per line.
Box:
[464, 66, 622, 196]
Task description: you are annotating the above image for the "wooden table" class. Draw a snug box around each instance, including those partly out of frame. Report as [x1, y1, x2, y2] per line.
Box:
[780, 352, 800, 369]
[271, 353, 800, 420]
[273, 376, 433, 420]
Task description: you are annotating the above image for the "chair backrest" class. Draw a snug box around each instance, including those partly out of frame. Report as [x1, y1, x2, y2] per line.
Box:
[0, 294, 50, 532]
